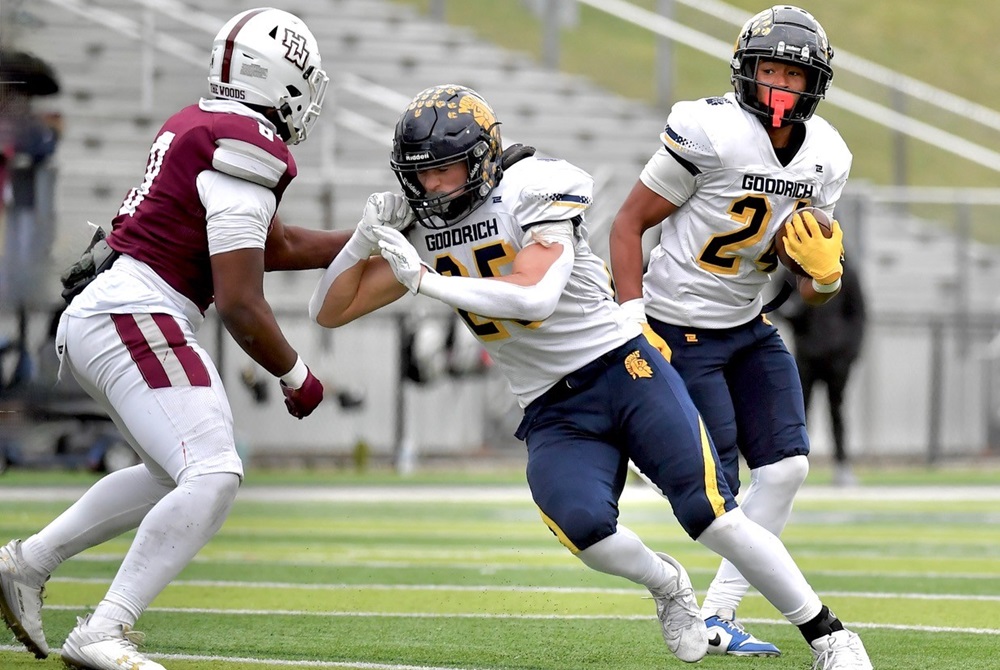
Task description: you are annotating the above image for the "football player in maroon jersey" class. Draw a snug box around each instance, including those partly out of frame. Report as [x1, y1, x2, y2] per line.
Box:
[0, 9, 349, 669]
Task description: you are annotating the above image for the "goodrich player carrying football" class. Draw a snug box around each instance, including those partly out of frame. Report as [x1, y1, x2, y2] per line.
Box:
[310, 83, 871, 669]
[0, 9, 349, 669]
[609, 5, 859, 663]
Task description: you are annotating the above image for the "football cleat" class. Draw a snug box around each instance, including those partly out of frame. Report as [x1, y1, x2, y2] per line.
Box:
[810, 629, 873, 670]
[0, 539, 50, 658]
[649, 552, 708, 663]
[705, 608, 781, 656]
[61, 615, 166, 670]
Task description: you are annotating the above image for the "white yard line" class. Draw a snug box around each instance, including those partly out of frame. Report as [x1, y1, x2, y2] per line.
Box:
[3, 484, 1000, 503]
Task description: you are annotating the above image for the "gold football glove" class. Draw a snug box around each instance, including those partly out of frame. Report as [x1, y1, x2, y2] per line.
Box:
[782, 211, 844, 285]
[641, 323, 672, 362]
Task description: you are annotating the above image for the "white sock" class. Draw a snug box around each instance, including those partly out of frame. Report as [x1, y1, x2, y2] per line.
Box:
[576, 525, 675, 592]
[697, 508, 821, 624]
[700, 455, 808, 617]
[92, 472, 240, 626]
[21, 465, 175, 576]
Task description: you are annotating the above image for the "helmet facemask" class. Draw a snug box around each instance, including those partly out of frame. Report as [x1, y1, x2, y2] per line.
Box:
[273, 64, 329, 144]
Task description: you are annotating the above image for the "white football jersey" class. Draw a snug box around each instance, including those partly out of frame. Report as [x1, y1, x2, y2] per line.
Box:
[640, 92, 852, 328]
[407, 156, 639, 406]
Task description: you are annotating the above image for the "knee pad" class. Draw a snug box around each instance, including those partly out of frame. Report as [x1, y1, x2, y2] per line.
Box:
[180, 472, 241, 508]
[753, 454, 809, 499]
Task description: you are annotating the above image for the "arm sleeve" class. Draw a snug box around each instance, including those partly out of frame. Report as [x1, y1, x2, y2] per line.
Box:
[197, 170, 275, 255]
[419, 222, 575, 322]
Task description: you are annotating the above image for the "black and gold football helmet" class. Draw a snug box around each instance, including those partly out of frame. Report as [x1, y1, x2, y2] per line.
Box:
[390, 84, 503, 229]
[730, 5, 834, 126]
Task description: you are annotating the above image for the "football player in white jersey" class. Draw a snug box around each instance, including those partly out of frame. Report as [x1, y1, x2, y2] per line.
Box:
[609, 5, 854, 660]
[0, 10, 348, 670]
[310, 84, 871, 669]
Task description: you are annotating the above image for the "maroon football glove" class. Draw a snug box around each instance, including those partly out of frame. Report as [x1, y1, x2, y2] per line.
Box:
[280, 369, 324, 419]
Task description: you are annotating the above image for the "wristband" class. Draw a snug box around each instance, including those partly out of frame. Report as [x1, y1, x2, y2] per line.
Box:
[811, 277, 842, 294]
[280, 356, 308, 388]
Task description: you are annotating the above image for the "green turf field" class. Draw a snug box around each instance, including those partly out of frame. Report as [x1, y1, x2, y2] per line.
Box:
[1, 471, 997, 669]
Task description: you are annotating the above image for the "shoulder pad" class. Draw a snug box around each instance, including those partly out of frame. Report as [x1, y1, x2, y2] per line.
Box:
[500, 143, 536, 170]
[806, 116, 854, 181]
[660, 99, 722, 170]
[509, 157, 594, 228]
[212, 137, 289, 189]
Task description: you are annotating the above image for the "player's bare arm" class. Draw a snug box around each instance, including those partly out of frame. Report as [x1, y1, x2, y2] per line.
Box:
[609, 180, 679, 302]
[211, 246, 299, 377]
[264, 215, 352, 271]
[314, 254, 407, 328]
[496, 237, 565, 286]
[310, 192, 415, 328]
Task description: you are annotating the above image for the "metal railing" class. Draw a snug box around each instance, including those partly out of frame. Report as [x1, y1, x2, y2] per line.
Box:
[560, 0, 1000, 176]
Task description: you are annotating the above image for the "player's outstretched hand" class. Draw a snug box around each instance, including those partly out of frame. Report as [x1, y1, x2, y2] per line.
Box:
[373, 227, 425, 294]
[280, 368, 324, 418]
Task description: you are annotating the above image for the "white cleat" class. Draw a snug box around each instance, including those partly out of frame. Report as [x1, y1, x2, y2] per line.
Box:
[649, 552, 708, 663]
[61, 615, 166, 670]
[810, 629, 874, 670]
[0, 539, 49, 658]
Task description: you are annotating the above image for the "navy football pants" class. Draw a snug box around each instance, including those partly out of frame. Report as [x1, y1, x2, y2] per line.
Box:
[647, 315, 809, 496]
[515, 336, 738, 552]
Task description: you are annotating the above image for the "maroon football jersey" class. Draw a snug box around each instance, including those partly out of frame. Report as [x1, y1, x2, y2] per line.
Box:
[107, 105, 296, 312]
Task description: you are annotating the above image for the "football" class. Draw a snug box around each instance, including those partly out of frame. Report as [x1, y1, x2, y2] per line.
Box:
[774, 207, 833, 277]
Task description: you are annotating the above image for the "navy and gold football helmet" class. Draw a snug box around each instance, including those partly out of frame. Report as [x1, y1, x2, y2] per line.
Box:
[390, 85, 503, 229]
[730, 5, 833, 126]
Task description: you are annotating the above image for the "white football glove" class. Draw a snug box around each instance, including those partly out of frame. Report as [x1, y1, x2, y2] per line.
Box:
[358, 192, 416, 248]
[373, 226, 427, 294]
